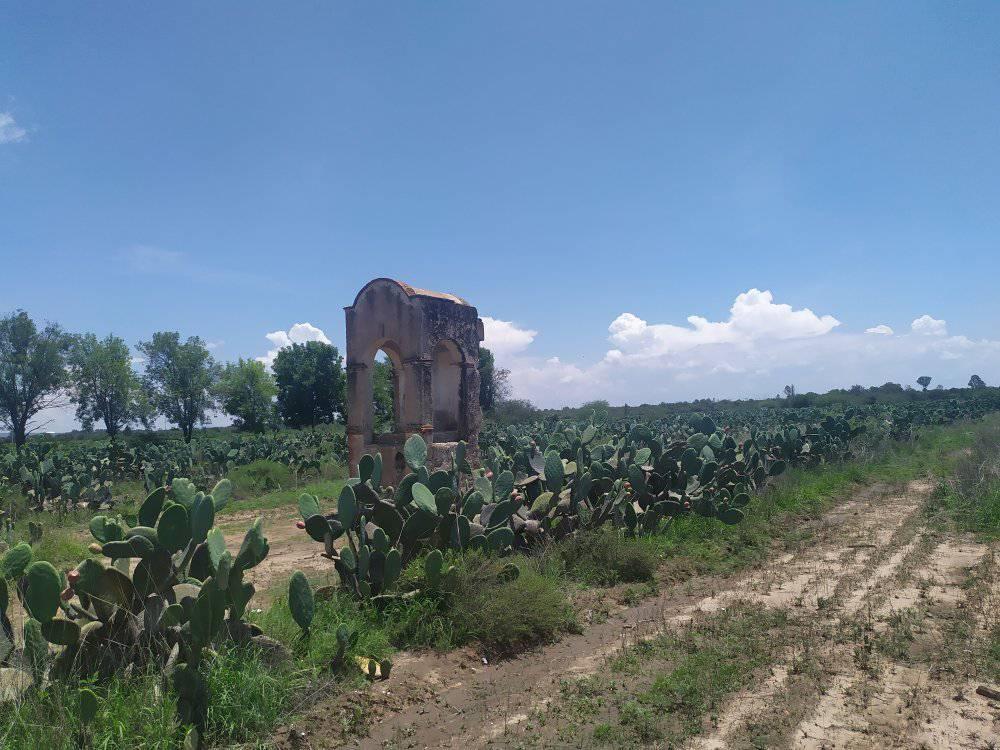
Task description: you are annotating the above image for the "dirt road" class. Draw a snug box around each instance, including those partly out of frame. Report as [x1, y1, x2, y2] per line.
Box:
[275, 479, 1000, 749]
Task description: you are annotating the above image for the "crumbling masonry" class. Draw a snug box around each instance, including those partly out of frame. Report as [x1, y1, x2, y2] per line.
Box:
[344, 278, 484, 486]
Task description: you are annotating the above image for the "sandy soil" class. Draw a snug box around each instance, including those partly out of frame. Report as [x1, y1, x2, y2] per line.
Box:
[696, 481, 1000, 750]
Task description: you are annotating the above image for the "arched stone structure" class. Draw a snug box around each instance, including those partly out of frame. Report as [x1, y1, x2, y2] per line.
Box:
[344, 279, 484, 485]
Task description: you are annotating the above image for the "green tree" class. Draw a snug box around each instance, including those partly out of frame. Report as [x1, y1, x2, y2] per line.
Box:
[491, 398, 537, 424]
[916, 375, 932, 391]
[478, 346, 511, 413]
[579, 399, 611, 422]
[969, 374, 987, 389]
[272, 341, 345, 429]
[0, 310, 70, 447]
[137, 332, 219, 443]
[372, 357, 396, 433]
[217, 359, 277, 432]
[68, 333, 145, 439]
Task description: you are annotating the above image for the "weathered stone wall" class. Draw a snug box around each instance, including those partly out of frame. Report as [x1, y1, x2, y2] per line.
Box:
[344, 279, 484, 485]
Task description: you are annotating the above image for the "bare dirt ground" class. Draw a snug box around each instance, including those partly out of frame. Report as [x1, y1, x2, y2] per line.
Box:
[219, 507, 337, 601]
[273, 479, 1000, 749]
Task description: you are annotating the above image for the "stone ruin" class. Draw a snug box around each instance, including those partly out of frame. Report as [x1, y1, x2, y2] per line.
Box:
[344, 278, 484, 486]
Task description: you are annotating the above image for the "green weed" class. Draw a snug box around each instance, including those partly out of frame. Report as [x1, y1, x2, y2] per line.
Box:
[221, 477, 346, 515]
[925, 418, 1000, 535]
[551, 528, 660, 586]
[227, 459, 295, 498]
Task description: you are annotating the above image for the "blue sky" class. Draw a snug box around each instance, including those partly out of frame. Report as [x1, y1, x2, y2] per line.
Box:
[2, 3, 1000, 427]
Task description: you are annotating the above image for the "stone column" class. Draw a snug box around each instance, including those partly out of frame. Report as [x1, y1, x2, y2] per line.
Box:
[460, 361, 482, 467]
[402, 357, 434, 436]
[345, 361, 369, 478]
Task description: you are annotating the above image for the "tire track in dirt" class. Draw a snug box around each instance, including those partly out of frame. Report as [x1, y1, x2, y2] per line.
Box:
[430, 484, 922, 750]
[688, 479, 1000, 750]
[275, 481, 935, 749]
[687, 481, 932, 750]
[788, 538, 997, 750]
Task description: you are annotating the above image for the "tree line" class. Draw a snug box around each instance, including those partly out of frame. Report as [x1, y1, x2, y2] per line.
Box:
[0, 310, 510, 446]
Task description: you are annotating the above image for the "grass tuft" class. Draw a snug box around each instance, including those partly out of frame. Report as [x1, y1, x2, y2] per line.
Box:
[0, 670, 177, 750]
[595, 604, 791, 746]
[374, 551, 577, 654]
[925, 418, 1000, 536]
[550, 528, 660, 586]
[444, 553, 577, 653]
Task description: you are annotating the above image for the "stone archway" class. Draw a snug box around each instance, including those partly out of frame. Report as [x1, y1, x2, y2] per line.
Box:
[344, 279, 484, 485]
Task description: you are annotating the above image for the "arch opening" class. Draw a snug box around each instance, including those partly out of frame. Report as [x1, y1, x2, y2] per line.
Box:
[372, 348, 400, 439]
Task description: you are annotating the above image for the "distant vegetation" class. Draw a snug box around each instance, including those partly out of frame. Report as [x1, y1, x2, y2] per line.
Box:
[491, 376, 993, 424]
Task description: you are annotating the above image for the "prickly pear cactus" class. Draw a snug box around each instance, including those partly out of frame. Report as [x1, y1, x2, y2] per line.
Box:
[0, 479, 271, 743]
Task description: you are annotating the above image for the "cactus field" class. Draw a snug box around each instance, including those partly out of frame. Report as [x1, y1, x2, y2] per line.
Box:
[2, 392, 1000, 748]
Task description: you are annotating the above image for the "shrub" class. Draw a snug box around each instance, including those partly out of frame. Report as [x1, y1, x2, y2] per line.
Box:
[553, 528, 660, 586]
[443, 552, 576, 654]
[928, 420, 1000, 535]
[227, 460, 293, 498]
[374, 551, 575, 654]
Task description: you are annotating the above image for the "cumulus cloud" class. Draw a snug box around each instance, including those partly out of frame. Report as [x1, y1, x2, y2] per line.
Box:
[492, 289, 1000, 408]
[608, 289, 839, 360]
[481, 316, 537, 357]
[0, 112, 26, 144]
[257, 323, 331, 368]
[865, 325, 894, 335]
[911, 315, 947, 336]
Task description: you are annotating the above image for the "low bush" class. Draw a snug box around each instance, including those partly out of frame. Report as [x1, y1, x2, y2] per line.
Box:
[926, 420, 1000, 536]
[552, 528, 660, 586]
[442, 552, 576, 654]
[338, 551, 576, 654]
[227, 460, 293, 498]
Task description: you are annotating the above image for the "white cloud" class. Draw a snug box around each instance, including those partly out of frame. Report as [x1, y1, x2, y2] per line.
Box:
[865, 324, 894, 335]
[206, 340, 224, 351]
[911, 315, 947, 336]
[491, 289, 1000, 408]
[258, 323, 331, 368]
[0, 112, 26, 144]
[481, 317, 537, 358]
[607, 289, 839, 360]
